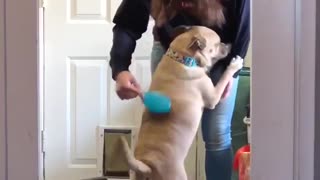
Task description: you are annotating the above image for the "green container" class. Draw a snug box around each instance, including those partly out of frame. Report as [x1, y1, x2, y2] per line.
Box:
[231, 67, 250, 180]
[232, 67, 250, 151]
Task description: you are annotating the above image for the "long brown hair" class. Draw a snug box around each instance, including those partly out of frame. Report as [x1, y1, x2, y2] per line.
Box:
[159, 0, 226, 28]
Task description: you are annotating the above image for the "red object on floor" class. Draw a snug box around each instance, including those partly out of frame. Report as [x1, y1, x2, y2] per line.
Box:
[238, 152, 251, 180]
[233, 144, 250, 171]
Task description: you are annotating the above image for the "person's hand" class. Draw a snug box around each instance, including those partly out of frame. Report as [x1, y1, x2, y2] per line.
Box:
[221, 78, 234, 100]
[115, 71, 142, 100]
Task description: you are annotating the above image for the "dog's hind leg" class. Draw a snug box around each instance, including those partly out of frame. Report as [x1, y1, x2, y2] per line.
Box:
[120, 136, 152, 175]
[178, 165, 187, 180]
[134, 172, 146, 180]
[161, 165, 187, 180]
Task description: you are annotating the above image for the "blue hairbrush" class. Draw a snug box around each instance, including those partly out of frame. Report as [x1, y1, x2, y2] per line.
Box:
[138, 91, 171, 114]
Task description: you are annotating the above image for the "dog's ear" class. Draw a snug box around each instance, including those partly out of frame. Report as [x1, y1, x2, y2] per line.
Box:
[217, 43, 231, 58]
[188, 34, 207, 51]
[170, 25, 192, 39]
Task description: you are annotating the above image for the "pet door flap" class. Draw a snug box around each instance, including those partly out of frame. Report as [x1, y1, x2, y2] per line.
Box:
[103, 130, 132, 178]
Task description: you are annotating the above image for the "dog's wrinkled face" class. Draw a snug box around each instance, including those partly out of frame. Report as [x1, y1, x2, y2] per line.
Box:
[170, 26, 231, 69]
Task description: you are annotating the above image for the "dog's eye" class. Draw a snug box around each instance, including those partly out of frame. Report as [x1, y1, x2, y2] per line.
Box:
[209, 49, 213, 53]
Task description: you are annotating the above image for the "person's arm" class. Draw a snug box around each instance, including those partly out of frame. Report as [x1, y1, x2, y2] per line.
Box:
[229, 0, 251, 77]
[109, 0, 151, 80]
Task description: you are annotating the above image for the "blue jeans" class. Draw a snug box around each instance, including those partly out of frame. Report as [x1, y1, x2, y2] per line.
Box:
[151, 42, 239, 180]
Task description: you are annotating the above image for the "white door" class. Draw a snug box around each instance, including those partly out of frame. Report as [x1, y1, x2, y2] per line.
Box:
[44, 0, 198, 180]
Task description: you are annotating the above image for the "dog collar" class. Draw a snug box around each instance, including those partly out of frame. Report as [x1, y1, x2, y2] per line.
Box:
[165, 48, 199, 67]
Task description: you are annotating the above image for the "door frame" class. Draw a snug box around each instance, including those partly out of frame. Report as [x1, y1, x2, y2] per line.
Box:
[1, 0, 318, 179]
[0, 0, 6, 179]
[292, 0, 316, 179]
[315, 2, 320, 179]
[1, 0, 40, 180]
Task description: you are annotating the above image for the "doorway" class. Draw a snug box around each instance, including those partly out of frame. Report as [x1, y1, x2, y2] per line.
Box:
[28, 1, 312, 179]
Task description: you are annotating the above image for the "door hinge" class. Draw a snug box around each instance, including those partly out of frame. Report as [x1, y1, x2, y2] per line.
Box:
[41, 130, 46, 153]
[40, 0, 47, 8]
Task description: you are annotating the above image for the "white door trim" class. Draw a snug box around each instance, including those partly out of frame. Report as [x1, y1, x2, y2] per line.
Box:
[38, 6, 45, 180]
[1, 0, 318, 179]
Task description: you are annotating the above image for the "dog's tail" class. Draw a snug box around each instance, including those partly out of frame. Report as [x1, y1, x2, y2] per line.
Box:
[120, 136, 152, 176]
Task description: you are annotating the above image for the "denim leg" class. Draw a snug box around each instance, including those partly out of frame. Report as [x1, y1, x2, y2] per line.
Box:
[201, 77, 239, 180]
[150, 41, 166, 74]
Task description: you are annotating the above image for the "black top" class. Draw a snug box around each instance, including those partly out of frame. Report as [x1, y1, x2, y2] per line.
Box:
[109, 0, 250, 83]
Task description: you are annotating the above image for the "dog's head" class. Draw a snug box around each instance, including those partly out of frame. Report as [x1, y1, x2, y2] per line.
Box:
[170, 26, 231, 70]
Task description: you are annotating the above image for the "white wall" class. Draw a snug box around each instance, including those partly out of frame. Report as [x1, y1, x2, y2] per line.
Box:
[0, 0, 7, 179]
[3, 0, 40, 179]
[252, 0, 317, 179]
[251, 0, 295, 179]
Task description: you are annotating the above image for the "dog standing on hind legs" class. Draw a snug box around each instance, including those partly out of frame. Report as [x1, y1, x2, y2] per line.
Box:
[120, 26, 243, 180]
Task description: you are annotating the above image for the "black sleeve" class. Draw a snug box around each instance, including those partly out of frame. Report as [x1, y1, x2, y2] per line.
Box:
[230, 0, 251, 77]
[109, 0, 151, 80]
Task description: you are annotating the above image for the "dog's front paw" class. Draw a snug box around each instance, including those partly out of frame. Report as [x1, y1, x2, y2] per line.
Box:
[228, 56, 243, 72]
